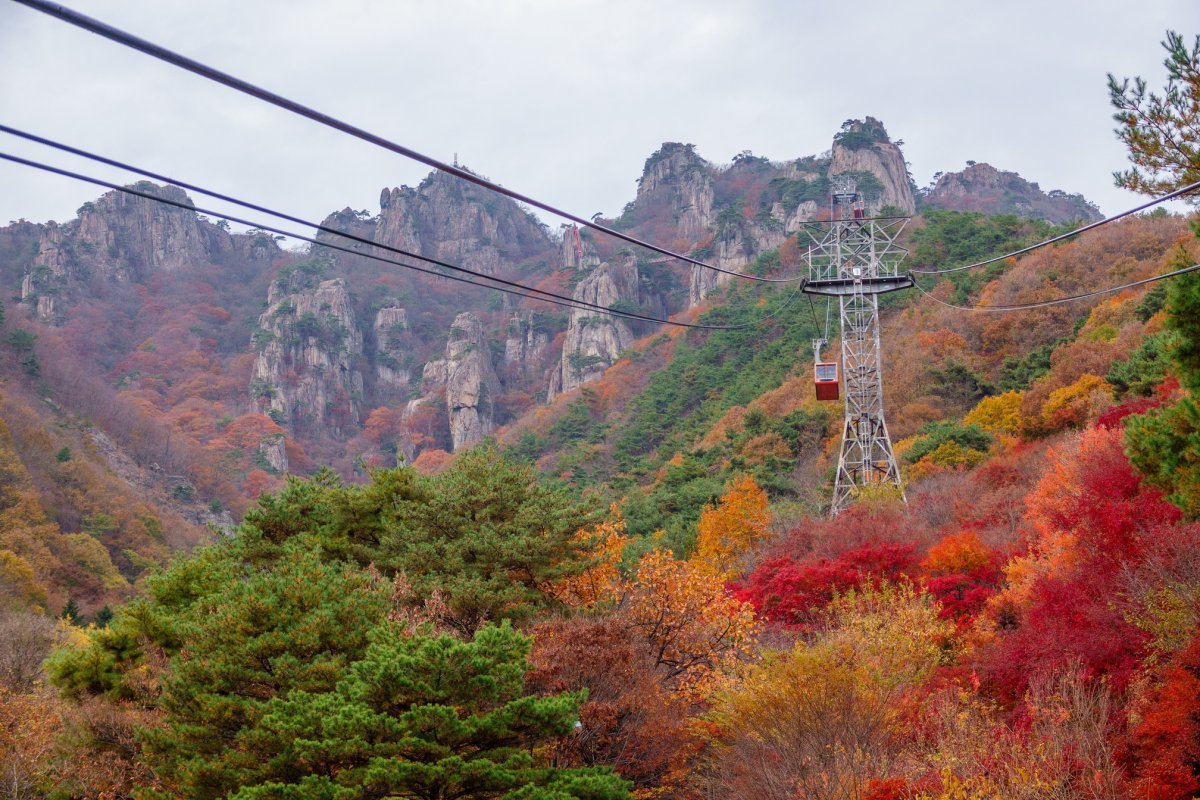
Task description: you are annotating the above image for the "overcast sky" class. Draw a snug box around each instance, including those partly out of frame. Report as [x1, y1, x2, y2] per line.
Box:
[0, 0, 1194, 237]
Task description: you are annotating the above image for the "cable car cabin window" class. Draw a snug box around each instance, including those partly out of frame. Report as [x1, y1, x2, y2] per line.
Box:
[815, 364, 837, 382]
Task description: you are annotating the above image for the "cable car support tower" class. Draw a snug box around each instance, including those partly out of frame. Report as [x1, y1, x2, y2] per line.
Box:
[803, 176, 912, 515]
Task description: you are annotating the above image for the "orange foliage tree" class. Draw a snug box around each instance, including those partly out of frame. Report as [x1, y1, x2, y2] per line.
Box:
[541, 515, 629, 610]
[619, 549, 758, 701]
[693, 475, 771, 578]
[0, 687, 63, 799]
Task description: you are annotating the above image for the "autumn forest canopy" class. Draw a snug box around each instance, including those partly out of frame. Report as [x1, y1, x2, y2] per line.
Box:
[3, 23, 1200, 800]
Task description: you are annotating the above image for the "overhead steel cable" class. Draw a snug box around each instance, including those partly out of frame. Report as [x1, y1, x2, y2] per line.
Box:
[12, 0, 802, 286]
[0, 149, 803, 331]
[0, 124, 754, 326]
[911, 179, 1200, 276]
[909, 263, 1200, 313]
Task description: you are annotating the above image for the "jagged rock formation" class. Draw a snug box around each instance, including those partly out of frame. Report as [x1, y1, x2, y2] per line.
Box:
[249, 274, 364, 436]
[559, 226, 601, 271]
[315, 207, 378, 246]
[689, 154, 822, 305]
[400, 361, 450, 461]
[690, 225, 758, 306]
[376, 170, 552, 275]
[373, 304, 411, 395]
[921, 162, 1102, 223]
[688, 121, 916, 305]
[636, 143, 715, 242]
[828, 117, 917, 215]
[443, 312, 500, 451]
[408, 312, 499, 452]
[0, 123, 1111, 484]
[258, 433, 288, 474]
[504, 310, 552, 379]
[549, 255, 640, 399]
[17, 184, 277, 322]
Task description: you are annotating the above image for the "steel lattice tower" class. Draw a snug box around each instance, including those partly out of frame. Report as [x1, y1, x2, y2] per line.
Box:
[803, 176, 912, 515]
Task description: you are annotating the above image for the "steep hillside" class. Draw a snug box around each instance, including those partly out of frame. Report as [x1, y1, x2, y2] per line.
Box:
[0, 117, 1112, 581]
[494, 210, 1192, 549]
[0, 307, 212, 619]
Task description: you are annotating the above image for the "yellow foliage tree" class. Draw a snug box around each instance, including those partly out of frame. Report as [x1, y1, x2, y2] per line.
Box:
[908, 441, 989, 482]
[1039, 373, 1113, 431]
[706, 581, 950, 800]
[65, 535, 129, 591]
[0, 550, 46, 612]
[964, 390, 1024, 437]
[693, 474, 771, 578]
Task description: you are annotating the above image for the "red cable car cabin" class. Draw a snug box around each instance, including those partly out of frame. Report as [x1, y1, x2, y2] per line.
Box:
[814, 362, 839, 401]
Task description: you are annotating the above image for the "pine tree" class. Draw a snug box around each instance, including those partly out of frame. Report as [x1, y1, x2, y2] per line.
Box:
[1113, 32, 1200, 518]
[93, 605, 113, 628]
[138, 546, 388, 798]
[1125, 249, 1200, 518]
[60, 597, 81, 623]
[1109, 30, 1200, 197]
[231, 622, 630, 800]
[384, 446, 600, 635]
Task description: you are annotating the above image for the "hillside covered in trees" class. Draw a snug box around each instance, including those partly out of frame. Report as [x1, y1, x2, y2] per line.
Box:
[2, 21, 1200, 800]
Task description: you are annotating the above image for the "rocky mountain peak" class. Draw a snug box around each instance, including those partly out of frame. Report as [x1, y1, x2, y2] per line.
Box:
[375, 169, 552, 275]
[634, 143, 715, 244]
[829, 117, 916, 214]
[637, 143, 708, 195]
[19, 182, 278, 323]
[921, 162, 1102, 223]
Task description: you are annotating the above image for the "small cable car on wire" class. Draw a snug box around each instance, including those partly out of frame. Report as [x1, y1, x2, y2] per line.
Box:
[814, 361, 839, 400]
[812, 337, 839, 401]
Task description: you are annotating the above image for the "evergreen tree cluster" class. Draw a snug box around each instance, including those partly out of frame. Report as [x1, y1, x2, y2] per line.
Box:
[48, 448, 629, 799]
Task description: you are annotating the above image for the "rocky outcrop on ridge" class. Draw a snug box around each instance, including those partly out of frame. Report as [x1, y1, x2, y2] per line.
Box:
[376, 170, 552, 275]
[548, 255, 640, 400]
[408, 312, 499, 452]
[636, 143, 716, 242]
[249, 273, 364, 436]
[828, 117, 917, 215]
[504, 310, 553, 380]
[373, 304, 411, 396]
[18, 183, 277, 322]
[921, 162, 1102, 223]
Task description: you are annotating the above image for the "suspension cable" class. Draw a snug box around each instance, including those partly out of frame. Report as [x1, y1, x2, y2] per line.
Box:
[910, 263, 1200, 312]
[0, 123, 747, 327]
[11, 0, 804, 285]
[1, 150, 805, 330]
[0, 125, 809, 329]
[911, 180, 1200, 276]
